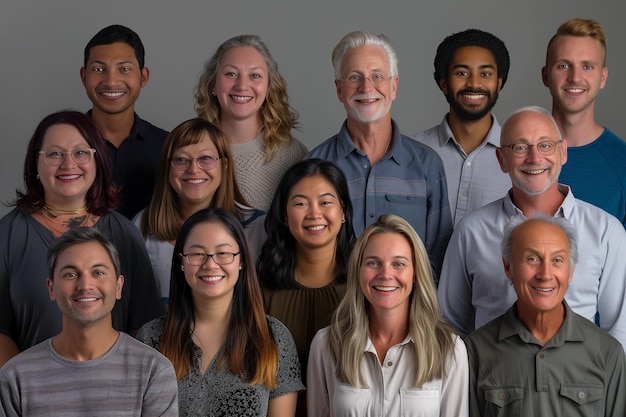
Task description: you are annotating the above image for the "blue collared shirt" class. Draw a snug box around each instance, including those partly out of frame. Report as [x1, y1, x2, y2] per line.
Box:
[308, 119, 453, 277]
[413, 114, 511, 226]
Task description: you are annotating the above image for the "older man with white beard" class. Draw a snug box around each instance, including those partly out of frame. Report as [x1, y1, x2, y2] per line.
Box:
[438, 105, 626, 350]
[307, 31, 452, 279]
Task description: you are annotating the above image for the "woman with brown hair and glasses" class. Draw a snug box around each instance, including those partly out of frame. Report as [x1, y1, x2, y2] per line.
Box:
[137, 208, 303, 416]
[0, 110, 162, 367]
[134, 117, 265, 305]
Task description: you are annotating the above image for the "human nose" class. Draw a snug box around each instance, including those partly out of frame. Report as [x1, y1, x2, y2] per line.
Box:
[76, 274, 96, 290]
[201, 255, 219, 269]
[59, 152, 77, 168]
[567, 65, 582, 83]
[186, 158, 201, 172]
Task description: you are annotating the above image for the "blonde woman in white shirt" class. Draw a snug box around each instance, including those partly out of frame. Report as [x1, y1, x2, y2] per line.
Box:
[307, 214, 468, 417]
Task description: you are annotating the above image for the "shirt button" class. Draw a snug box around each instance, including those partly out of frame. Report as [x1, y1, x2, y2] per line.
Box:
[386, 361, 393, 367]
[539, 353, 545, 359]
[369, 213, 375, 218]
[498, 392, 505, 401]
[578, 391, 586, 399]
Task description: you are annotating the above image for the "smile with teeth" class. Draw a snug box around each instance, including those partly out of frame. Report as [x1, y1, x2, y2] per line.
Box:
[100, 92, 125, 97]
[231, 95, 253, 102]
[373, 285, 397, 292]
[522, 169, 547, 175]
[199, 275, 224, 282]
[463, 93, 485, 100]
[57, 174, 81, 180]
[185, 179, 207, 184]
[306, 225, 326, 231]
[565, 88, 585, 93]
[74, 296, 98, 302]
[532, 287, 554, 293]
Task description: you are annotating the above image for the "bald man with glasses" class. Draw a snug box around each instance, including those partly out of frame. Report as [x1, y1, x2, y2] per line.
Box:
[437, 105, 626, 350]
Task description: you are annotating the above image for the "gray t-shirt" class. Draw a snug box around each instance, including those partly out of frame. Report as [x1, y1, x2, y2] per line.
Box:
[0, 333, 178, 416]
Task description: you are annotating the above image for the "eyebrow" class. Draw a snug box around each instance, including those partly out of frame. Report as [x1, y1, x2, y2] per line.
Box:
[187, 242, 234, 251]
[58, 263, 112, 271]
[452, 63, 496, 70]
[222, 63, 266, 72]
[290, 192, 338, 200]
[88, 60, 136, 66]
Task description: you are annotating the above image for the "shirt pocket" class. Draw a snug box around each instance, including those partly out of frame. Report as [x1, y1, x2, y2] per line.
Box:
[483, 386, 523, 417]
[384, 194, 427, 237]
[332, 383, 371, 417]
[560, 383, 603, 416]
[401, 387, 440, 417]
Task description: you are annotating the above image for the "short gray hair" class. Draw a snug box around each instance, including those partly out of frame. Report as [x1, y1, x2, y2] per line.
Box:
[331, 31, 399, 79]
[501, 214, 577, 273]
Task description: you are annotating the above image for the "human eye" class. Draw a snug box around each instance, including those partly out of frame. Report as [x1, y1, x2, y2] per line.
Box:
[91, 66, 104, 73]
[557, 63, 570, 70]
[172, 156, 190, 163]
[187, 253, 207, 262]
[224, 71, 238, 79]
[250, 73, 263, 80]
[371, 73, 385, 81]
[513, 144, 529, 153]
[583, 64, 594, 71]
[199, 155, 216, 162]
[392, 261, 406, 268]
[526, 255, 539, 264]
[62, 271, 78, 280]
[46, 150, 64, 159]
[480, 70, 493, 78]
[538, 142, 554, 152]
[347, 73, 362, 82]
[214, 252, 233, 262]
[455, 70, 469, 77]
[364, 259, 380, 268]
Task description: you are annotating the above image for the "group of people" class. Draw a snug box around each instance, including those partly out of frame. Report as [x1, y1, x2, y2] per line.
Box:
[1, 16, 626, 417]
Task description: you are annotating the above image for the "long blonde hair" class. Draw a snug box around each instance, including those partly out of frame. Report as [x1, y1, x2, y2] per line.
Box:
[329, 214, 456, 387]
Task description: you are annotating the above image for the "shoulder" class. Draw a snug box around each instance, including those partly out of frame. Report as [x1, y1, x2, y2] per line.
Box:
[411, 124, 440, 144]
[1, 340, 50, 372]
[0, 207, 27, 228]
[97, 211, 145, 239]
[135, 116, 169, 140]
[136, 315, 167, 349]
[306, 134, 341, 159]
[285, 137, 308, 156]
[267, 315, 292, 340]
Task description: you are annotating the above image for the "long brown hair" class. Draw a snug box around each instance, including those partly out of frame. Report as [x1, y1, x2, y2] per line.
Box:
[159, 208, 279, 387]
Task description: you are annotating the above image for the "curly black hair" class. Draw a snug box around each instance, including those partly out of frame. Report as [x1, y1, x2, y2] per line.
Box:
[434, 28, 510, 89]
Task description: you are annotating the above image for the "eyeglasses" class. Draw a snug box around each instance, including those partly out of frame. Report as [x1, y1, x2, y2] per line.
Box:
[501, 140, 563, 157]
[181, 251, 240, 266]
[38, 148, 96, 166]
[339, 72, 392, 88]
[170, 155, 220, 171]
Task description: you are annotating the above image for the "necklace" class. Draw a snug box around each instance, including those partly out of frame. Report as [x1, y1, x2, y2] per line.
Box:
[42, 204, 88, 218]
[40, 208, 94, 237]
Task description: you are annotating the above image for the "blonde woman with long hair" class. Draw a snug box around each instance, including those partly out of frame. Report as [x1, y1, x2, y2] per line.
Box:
[307, 214, 468, 417]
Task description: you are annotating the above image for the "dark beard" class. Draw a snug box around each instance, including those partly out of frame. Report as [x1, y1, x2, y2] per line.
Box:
[446, 89, 499, 121]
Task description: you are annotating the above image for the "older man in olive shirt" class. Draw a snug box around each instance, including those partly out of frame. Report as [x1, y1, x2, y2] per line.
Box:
[466, 215, 626, 416]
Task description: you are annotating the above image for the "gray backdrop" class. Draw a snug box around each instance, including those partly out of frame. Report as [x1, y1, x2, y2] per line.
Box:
[1, 0, 623, 217]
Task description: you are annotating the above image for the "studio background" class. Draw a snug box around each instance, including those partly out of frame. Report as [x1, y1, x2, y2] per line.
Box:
[1, 0, 622, 216]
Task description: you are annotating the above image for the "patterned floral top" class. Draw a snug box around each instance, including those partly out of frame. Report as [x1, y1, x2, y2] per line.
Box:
[137, 315, 305, 417]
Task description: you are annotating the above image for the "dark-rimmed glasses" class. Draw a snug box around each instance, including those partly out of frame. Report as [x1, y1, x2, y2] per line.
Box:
[501, 140, 562, 157]
[180, 251, 240, 266]
[38, 148, 96, 166]
[170, 155, 220, 171]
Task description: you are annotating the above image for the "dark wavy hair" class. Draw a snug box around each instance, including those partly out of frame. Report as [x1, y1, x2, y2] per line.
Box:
[15, 110, 119, 214]
[256, 159, 356, 289]
[160, 207, 279, 387]
[433, 28, 510, 88]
